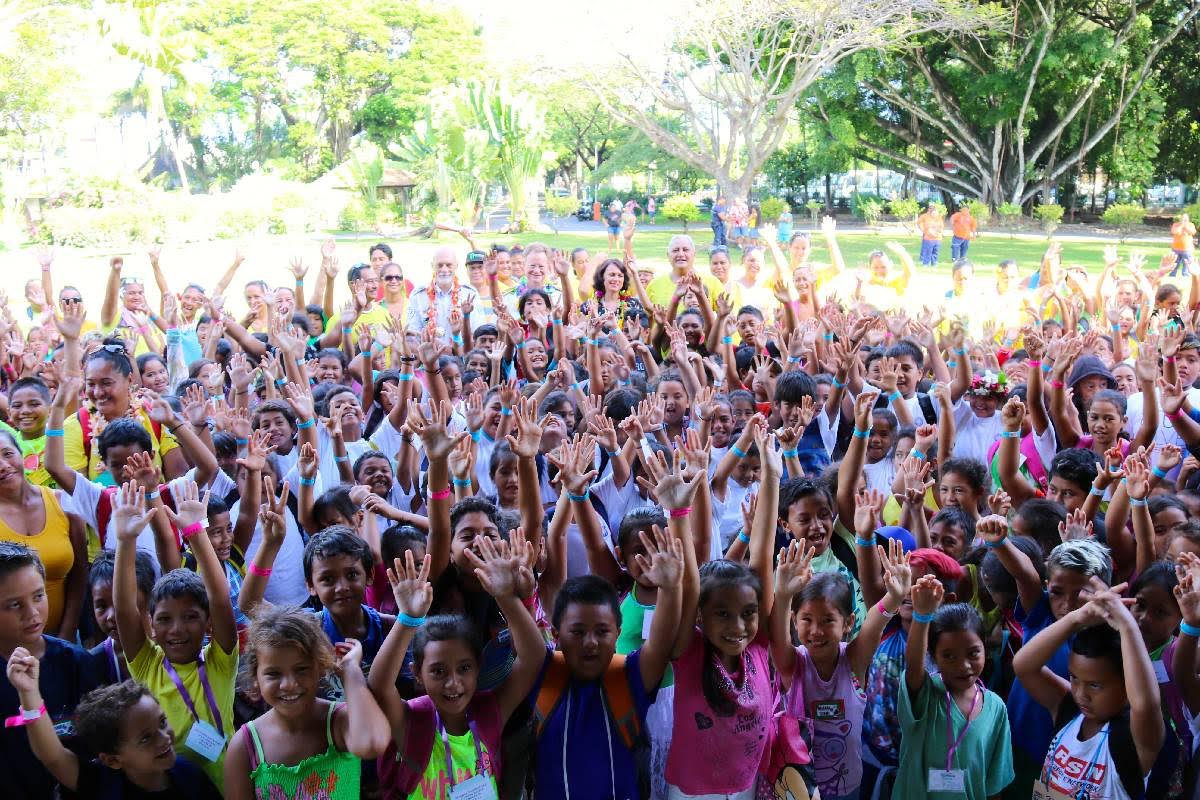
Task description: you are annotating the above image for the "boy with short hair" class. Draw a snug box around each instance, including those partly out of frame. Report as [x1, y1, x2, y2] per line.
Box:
[5, 660, 221, 799]
[0, 542, 105, 798]
[88, 549, 156, 683]
[113, 480, 238, 791]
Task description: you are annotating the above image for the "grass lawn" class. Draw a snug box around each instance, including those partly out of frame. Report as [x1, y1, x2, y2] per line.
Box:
[0, 223, 1173, 321]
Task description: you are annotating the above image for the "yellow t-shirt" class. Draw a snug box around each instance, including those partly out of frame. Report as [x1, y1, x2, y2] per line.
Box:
[129, 638, 238, 792]
[63, 407, 179, 483]
[325, 304, 395, 337]
[0, 487, 72, 632]
[409, 725, 497, 800]
[646, 271, 726, 312]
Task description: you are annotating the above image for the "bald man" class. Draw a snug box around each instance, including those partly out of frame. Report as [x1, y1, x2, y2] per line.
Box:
[645, 234, 725, 312]
[407, 246, 480, 332]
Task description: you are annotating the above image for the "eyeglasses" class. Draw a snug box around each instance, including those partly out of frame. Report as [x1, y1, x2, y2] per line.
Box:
[383, 275, 405, 283]
[60, 297, 82, 305]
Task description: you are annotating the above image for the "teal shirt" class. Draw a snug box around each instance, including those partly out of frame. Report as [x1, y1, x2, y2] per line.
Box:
[897, 673, 1014, 799]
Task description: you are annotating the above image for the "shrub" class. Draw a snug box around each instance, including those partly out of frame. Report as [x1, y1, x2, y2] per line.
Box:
[925, 201, 947, 219]
[661, 195, 705, 230]
[888, 198, 920, 221]
[997, 202, 1022, 225]
[216, 206, 266, 239]
[1102, 202, 1146, 242]
[805, 198, 823, 225]
[964, 199, 991, 226]
[1033, 203, 1064, 237]
[545, 194, 578, 219]
[851, 192, 885, 225]
[758, 197, 788, 223]
[1184, 202, 1200, 220]
[36, 205, 163, 247]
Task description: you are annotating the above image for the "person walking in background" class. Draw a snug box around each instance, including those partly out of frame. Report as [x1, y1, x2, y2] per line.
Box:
[950, 202, 978, 260]
[1171, 212, 1195, 277]
[728, 196, 749, 249]
[917, 202, 945, 267]
[621, 200, 637, 260]
[604, 200, 623, 252]
[647, 195, 657, 224]
[711, 194, 728, 246]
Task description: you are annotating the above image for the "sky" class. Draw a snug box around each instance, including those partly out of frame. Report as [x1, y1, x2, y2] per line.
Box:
[448, 0, 688, 70]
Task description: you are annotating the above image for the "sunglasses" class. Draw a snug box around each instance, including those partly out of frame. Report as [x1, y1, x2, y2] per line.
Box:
[382, 275, 405, 282]
[119, 278, 143, 287]
[60, 297, 82, 305]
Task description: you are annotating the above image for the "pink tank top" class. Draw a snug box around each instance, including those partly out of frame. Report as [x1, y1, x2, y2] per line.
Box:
[666, 627, 773, 795]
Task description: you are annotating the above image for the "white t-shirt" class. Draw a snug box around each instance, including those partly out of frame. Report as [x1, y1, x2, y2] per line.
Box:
[1125, 387, 1200, 479]
[950, 397, 1007, 463]
[863, 457, 896, 493]
[1040, 717, 1131, 800]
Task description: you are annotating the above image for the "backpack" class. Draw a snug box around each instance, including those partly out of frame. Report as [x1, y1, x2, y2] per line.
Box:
[532, 651, 650, 799]
[379, 690, 503, 799]
[95, 483, 176, 548]
[78, 406, 163, 467]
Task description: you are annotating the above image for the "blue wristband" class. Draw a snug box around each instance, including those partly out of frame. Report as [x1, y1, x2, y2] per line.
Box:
[235, 438, 249, 446]
[145, 490, 160, 502]
[45, 428, 64, 437]
[781, 449, 798, 458]
[887, 390, 902, 402]
[275, 378, 287, 387]
[945, 360, 958, 369]
[787, 356, 802, 364]
[721, 336, 734, 345]
[852, 427, 871, 439]
[832, 377, 846, 388]
[500, 406, 513, 416]
[855, 535, 876, 548]
[470, 429, 482, 442]
[1152, 466, 1168, 479]
[1000, 430, 1020, 439]
[737, 531, 750, 544]
[909, 449, 925, 460]
[1089, 486, 1105, 497]
[912, 611, 935, 624]
[1181, 621, 1200, 638]
[334, 455, 349, 463]
[299, 476, 316, 487]
[984, 537, 1007, 548]
[297, 418, 315, 429]
[452, 477, 472, 487]
[452, 335, 463, 345]
[551, 319, 562, 326]
[731, 445, 748, 458]
[398, 373, 414, 381]
[514, 341, 525, 350]
[822, 333, 834, 341]
[1130, 497, 1148, 507]
[606, 449, 620, 458]
[1041, 363, 1052, 373]
[566, 490, 590, 502]
[398, 612, 426, 628]
[954, 348, 967, 356]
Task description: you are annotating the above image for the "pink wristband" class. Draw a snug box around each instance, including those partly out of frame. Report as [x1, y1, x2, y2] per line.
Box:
[430, 487, 452, 501]
[669, 507, 691, 518]
[1165, 356, 1177, 363]
[1025, 360, 1041, 367]
[180, 522, 205, 540]
[1049, 379, 1065, 389]
[248, 563, 272, 577]
[876, 600, 896, 618]
[1167, 410, 1184, 421]
[5, 704, 46, 727]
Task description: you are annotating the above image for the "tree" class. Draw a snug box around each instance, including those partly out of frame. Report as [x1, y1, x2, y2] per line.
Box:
[99, 0, 198, 191]
[1153, 12, 1200, 184]
[543, 86, 629, 189]
[390, 101, 491, 231]
[818, 0, 1200, 206]
[463, 82, 549, 232]
[584, 0, 983, 201]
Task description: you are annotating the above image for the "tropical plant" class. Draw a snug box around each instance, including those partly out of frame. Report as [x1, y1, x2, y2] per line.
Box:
[1033, 203, 1064, 237]
[462, 81, 548, 232]
[997, 202, 1023, 226]
[544, 194, 578, 233]
[758, 197, 788, 223]
[661, 195, 704, 230]
[390, 102, 491, 230]
[1101, 202, 1146, 242]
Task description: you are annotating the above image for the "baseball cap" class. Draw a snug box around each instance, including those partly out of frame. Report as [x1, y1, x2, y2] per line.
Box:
[465, 250, 487, 265]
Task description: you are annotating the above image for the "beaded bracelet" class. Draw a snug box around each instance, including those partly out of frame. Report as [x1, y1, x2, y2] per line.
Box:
[912, 611, 935, 624]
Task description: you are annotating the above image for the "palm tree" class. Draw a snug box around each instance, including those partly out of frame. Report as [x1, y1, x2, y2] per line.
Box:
[97, 0, 195, 192]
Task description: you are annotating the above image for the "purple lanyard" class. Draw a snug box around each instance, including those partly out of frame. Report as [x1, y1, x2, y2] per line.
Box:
[162, 653, 224, 736]
[943, 681, 982, 771]
[435, 711, 483, 787]
[103, 638, 126, 682]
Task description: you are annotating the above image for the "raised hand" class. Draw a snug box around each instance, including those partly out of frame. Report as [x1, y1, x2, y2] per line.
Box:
[122, 451, 160, 491]
[237, 429, 275, 473]
[388, 550, 434, 619]
[634, 526, 684, 589]
[677, 428, 711, 481]
[113, 481, 154, 543]
[332, 638, 364, 677]
[408, 400, 465, 461]
[987, 489, 1012, 517]
[288, 256, 308, 280]
[505, 397, 544, 459]
[975, 514, 1009, 546]
[1174, 553, 1200, 627]
[775, 539, 816, 596]
[1124, 453, 1150, 500]
[53, 299, 85, 341]
[167, 479, 209, 530]
[878, 537, 913, 604]
[4, 647, 39, 695]
[1058, 507, 1093, 542]
[257, 476, 290, 547]
[464, 536, 525, 599]
[1000, 396, 1025, 432]
[636, 448, 702, 511]
[911, 574, 944, 617]
[853, 488, 887, 537]
[1156, 443, 1183, 474]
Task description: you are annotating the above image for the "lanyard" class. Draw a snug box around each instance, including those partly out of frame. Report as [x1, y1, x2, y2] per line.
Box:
[162, 653, 223, 736]
[103, 638, 126, 683]
[1044, 720, 1110, 787]
[943, 681, 983, 771]
[435, 711, 483, 787]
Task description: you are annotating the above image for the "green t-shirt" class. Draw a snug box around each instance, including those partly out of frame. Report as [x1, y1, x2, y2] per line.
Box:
[0, 421, 53, 488]
[897, 673, 1014, 799]
[408, 726, 498, 800]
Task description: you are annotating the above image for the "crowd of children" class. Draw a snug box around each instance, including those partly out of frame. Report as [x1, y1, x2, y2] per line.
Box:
[1, 227, 1200, 800]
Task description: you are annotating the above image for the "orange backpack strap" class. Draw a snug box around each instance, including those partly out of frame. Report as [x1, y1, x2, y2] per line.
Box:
[534, 651, 571, 737]
[601, 654, 643, 751]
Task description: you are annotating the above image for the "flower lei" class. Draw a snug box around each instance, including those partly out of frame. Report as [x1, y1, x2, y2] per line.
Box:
[968, 370, 1008, 397]
[425, 277, 460, 324]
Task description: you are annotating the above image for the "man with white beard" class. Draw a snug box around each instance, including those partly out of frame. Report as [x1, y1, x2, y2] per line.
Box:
[406, 246, 480, 333]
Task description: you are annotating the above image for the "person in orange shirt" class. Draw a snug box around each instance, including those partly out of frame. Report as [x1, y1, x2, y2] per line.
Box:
[950, 203, 978, 260]
[917, 204, 945, 267]
[1170, 212, 1196, 277]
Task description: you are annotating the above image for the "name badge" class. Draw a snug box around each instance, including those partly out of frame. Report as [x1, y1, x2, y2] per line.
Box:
[811, 699, 845, 721]
[641, 608, 656, 641]
[449, 773, 497, 800]
[928, 768, 966, 792]
[185, 720, 227, 763]
[1153, 659, 1170, 684]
